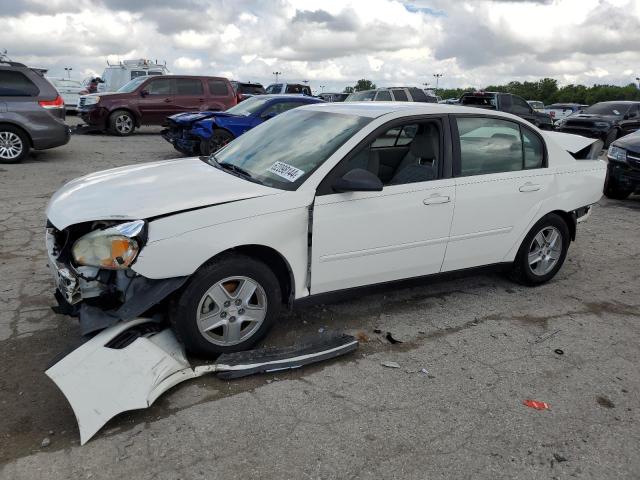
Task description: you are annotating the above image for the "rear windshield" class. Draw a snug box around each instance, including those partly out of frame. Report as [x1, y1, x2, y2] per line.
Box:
[0, 70, 39, 96]
[345, 91, 375, 101]
[238, 84, 265, 95]
[460, 94, 497, 107]
[583, 103, 631, 116]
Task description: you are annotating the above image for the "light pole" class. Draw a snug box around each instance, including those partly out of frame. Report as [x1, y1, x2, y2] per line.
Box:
[636, 77, 640, 90]
[64, 67, 73, 79]
[273, 71, 282, 83]
[320, 85, 325, 93]
[433, 73, 443, 95]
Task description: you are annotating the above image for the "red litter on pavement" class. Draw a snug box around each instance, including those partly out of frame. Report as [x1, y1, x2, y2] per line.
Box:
[523, 400, 551, 410]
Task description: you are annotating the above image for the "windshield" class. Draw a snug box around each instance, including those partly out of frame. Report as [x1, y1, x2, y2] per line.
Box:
[117, 76, 147, 93]
[345, 91, 375, 101]
[50, 79, 82, 88]
[225, 96, 272, 116]
[583, 103, 630, 116]
[209, 109, 372, 190]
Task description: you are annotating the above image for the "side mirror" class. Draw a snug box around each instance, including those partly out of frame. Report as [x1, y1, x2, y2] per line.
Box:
[332, 168, 383, 193]
[140, 89, 149, 97]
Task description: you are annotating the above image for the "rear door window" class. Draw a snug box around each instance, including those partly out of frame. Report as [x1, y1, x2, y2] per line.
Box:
[511, 96, 532, 115]
[375, 90, 392, 101]
[409, 88, 429, 102]
[175, 78, 204, 95]
[208, 79, 229, 96]
[392, 89, 408, 101]
[0, 71, 39, 96]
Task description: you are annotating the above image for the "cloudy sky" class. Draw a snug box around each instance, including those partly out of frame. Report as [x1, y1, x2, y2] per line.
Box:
[2, 0, 640, 92]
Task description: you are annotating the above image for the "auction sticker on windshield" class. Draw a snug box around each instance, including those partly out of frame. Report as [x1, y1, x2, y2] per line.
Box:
[268, 161, 305, 182]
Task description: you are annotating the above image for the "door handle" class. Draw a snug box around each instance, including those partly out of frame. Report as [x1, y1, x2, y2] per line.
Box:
[519, 182, 541, 192]
[423, 194, 450, 205]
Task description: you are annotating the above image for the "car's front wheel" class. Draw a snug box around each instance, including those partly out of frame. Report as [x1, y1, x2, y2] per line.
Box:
[510, 214, 570, 286]
[171, 254, 281, 357]
[0, 126, 29, 164]
[109, 110, 136, 136]
[202, 129, 234, 155]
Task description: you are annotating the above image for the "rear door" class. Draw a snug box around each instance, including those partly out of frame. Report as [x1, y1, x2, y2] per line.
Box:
[136, 77, 174, 124]
[206, 79, 233, 110]
[173, 78, 206, 113]
[442, 115, 554, 272]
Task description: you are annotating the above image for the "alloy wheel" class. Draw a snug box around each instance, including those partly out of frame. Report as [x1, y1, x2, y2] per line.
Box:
[0, 131, 23, 160]
[528, 226, 563, 276]
[196, 276, 267, 346]
[115, 114, 133, 134]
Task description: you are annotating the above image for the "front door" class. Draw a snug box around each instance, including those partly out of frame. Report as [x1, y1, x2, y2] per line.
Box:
[620, 104, 640, 136]
[136, 77, 174, 125]
[310, 118, 455, 294]
[442, 115, 554, 272]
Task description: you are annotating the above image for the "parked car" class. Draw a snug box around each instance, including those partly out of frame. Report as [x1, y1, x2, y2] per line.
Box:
[459, 92, 554, 130]
[345, 87, 437, 103]
[230, 81, 265, 103]
[605, 130, 640, 199]
[47, 78, 84, 111]
[543, 103, 587, 125]
[527, 100, 545, 111]
[96, 58, 169, 93]
[318, 92, 349, 102]
[265, 83, 312, 95]
[0, 60, 69, 163]
[46, 103, 605, 356]
[555, 101, 640, 147]
[161, 94, 324, 155]
[77, 75, 237, 136]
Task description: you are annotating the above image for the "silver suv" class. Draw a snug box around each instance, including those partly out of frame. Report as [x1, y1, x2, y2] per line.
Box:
[345, 87, 438, 103]
[0, 60, 70, 163]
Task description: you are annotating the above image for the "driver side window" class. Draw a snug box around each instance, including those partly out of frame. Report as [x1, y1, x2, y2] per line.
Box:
[337, 121, 441, 187]
[145, 78, 172, 95]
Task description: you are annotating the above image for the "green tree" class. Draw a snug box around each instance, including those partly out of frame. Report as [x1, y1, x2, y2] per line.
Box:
[354, 79, 376, 91]
[343, 86, 355, 93]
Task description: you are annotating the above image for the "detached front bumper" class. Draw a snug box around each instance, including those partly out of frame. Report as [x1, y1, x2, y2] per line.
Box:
[608, 157, 640, 192]
[161, 125, 203, 155]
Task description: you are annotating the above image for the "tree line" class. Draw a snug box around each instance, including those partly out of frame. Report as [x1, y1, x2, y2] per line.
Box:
[342, 77, 640, 105]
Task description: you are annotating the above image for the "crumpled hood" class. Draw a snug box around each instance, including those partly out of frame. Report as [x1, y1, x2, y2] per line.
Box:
[47, 158, 280, 229]
[168, 111, 240, 126]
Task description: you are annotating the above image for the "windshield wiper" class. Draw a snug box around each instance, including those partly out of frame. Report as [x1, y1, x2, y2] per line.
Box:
[207, 155, 262, 184]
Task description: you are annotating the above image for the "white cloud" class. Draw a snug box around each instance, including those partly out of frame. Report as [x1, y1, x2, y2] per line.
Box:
[173, 56, 203, 70]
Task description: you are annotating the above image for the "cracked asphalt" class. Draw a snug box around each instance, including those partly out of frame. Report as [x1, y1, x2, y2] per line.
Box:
[1, 116, 640, 479]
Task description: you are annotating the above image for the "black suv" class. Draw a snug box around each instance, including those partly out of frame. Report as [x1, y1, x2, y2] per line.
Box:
[605, 131, 640, 199]
[556, 101, 640, 147]
[0, 60, 69, 163]
[459, 92, 554, 130]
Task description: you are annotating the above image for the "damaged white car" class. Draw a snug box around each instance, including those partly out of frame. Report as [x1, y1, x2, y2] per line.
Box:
[46, 103, 606, 356]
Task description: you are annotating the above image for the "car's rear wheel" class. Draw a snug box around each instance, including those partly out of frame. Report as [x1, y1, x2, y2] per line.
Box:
[0, 126, 29, 164]
[171, 254, 281, 357]
[109, 110, 135, 136]
[202, 129, 234, 155]
[510, 214, 570, 286]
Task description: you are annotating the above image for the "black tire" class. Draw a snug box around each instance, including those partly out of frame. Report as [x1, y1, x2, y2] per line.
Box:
[170, 253, 282, 357]
[0, 125, 30, 164]
[604, 129, 618, 148]
[203, 129, 234, 155]
[108, 110, 136, 136]
[510, 213, 571, 286]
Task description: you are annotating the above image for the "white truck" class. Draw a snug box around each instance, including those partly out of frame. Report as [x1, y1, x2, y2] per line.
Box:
[95, 59, 169, 93]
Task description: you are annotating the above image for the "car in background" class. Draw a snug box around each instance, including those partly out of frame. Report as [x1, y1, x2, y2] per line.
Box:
[47, 77, 84, 111]
[96, 58, 169, 93]
[459, 92, 554, 130]
[555, 101, 640, 147]
[544, 103, 587, 125]
[318, 92, 349, 102]
[162, 94, 324, 156]
[442, 98, 460, 104]
[527, 100, 545, 111]
[231, 81, 265, 103]
[0, 60, 69, 163]
[265, 83, 312, 95]
[77, 75, 236, 136]
[46, 102, 606, 356]
[605, 130, 640, 199]
[345, 87, 437, 103]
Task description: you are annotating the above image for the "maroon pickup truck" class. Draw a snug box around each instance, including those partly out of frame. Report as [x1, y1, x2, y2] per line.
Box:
[78, 75, 237, 135]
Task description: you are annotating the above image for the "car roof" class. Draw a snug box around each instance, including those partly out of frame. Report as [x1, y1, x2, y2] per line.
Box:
[259, 94, 321, 100]
[301, 101, 529, 119]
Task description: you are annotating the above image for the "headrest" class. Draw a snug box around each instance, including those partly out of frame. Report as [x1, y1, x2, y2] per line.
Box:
[410, 124, 438, 159]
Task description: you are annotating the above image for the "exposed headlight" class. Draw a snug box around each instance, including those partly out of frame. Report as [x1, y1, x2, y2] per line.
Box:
[607, 145, 627, 162]
[72, 220, 145, 270]
[82, 96, 100, 106]
[594, 121, 610, 128]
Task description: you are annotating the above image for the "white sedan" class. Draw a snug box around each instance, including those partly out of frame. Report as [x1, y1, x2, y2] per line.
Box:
[46, 103, 606, 356]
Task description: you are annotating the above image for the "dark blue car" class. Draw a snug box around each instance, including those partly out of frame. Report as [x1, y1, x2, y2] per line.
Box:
[162, 94, 325, 156]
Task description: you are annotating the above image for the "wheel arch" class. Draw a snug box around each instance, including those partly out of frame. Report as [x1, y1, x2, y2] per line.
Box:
[0, 122, 33, 147]
[546, 209, 576, 241]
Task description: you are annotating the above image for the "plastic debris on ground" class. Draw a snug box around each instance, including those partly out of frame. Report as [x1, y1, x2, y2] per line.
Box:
[46, 318, 358, 445]
[381, 361, 401, 369]
[522, 399, 551, 410]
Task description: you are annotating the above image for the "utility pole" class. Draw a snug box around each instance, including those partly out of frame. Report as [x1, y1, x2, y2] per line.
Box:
[433, 73, 443, 95]
[636, 77, 640, 90]
[320, 85, 325, 93]
[273, 71, 282, 83]
[64, 67, 73, 79]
